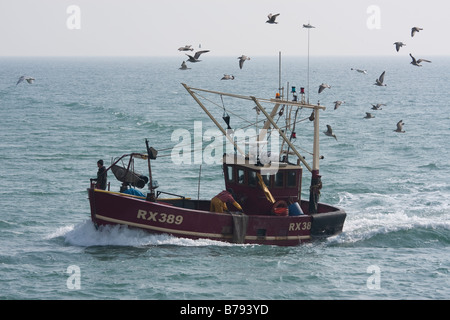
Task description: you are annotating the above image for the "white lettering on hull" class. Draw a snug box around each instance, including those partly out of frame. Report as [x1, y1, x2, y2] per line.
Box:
[137, 209, 183, 225]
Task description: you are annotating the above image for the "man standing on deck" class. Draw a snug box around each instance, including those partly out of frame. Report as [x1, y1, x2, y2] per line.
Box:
[210, 189, 243, 213]
[94, 159, 107, 190]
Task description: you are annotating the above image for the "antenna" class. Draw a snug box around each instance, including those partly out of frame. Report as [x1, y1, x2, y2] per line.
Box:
[303, 21, 315, 104]
[278, 51, 283, 99]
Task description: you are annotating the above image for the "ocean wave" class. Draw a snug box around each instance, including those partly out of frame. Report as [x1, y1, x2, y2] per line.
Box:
[418, 162, 439, 170]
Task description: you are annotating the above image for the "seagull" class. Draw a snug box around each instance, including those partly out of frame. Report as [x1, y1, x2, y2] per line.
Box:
[374, 71, 387, 86]
[16, 76, 35, 85]
[409, 53, 431, 67]
[238, 55, 250, 69]
[266, 13, 280, 24]
[178, 45, 194, 52]
[179, 61, 191, 70]
[333, 101, 345, 110]
[371, 103, 386, 110]
[394, 42, 406, 52]
[318, 83, 331, 93]
[411, 27, 423, 37]
[394, 120, 405, 133]
[186, 50, 210, 63]
[324, 125, 337, 140]
[364, 112, 375, 119]
[351, 68, 367, 74]
[221, 74, 235, 80]
[302, 23, 315, 28]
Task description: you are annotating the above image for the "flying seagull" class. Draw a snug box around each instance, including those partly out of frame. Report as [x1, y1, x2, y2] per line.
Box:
[324, 125, 337, 141]
[178, 45, 194, 52]
[409, 53, 431, 67]
[186, 50, 210, 63]
[238, 55, 250, 69]
[411, 27, 423, 37]
[394, 42, 406, 52]
[333, 101, 345, 110]
[179, 61, 191, 70]
[374, 71, 387, 86]
[364, 112, 375, 119]
[16, 76, 35, 85]
[395, 120, 405, 133]
[371, 103, 386, 110]
[266, 13, 280, 24]
[221, 74, 235, 80]
[318, 83, 331, 93]
[351, 68, 367, 74]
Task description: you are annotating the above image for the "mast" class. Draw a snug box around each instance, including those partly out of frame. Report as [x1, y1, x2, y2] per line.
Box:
[309, 105, 322, 213]
[251, 97, 312, 172]
[312, 105, 320, 173]
[307, 27, 310, 104]
[302, 21, 321, 213]
[303, 22, 315, 104]
[278, 51, 283, 99]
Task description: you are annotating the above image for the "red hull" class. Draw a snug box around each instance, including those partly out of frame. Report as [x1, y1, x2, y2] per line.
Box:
[88, 187, 345, 246]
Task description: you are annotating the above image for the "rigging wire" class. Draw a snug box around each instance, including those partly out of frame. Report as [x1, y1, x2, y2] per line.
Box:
[153, 92, 314, 158]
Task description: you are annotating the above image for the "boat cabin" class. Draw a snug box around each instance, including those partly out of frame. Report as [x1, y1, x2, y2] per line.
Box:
[222, 154, 302, 215]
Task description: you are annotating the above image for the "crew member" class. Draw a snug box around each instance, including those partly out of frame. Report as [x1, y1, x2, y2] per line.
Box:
[210, 189, 243, 213]
[94, 159, 107, 190]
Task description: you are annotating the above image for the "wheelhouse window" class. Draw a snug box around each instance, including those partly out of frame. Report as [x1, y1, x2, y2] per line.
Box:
[287, 170, 297, 187]
[248, 170, 257, 186]
[274, 171, 284, 187]
[225, 165, 234, 183]
[261, 173, 271, 187]
[237, 168, 245, 184]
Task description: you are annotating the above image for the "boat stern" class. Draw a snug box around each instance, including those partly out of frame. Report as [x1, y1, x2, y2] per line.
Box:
[310, 209, 346, 239]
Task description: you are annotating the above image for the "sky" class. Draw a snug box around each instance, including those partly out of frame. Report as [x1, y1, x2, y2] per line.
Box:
[1, 0, 449, 57]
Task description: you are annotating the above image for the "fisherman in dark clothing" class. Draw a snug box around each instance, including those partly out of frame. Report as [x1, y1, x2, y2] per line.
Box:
[94, 159, 107, 190]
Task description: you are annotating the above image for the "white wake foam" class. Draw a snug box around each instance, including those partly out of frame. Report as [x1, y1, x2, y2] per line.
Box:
[329, 190, 450, 244]
[54, 219, 236, 247]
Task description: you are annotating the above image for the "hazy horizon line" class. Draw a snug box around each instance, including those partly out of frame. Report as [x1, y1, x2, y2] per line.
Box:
[0, 54, 447, 58]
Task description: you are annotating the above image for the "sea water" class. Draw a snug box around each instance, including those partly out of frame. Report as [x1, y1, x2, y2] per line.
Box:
[0, 56, 449, 300]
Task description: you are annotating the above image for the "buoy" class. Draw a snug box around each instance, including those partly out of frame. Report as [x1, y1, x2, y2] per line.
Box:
[272, 200, 288, 216]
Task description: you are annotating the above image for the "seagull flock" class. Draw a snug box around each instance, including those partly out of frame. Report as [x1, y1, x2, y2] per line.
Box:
[174, 17, 431, 140]
[177, 45, 251, 80]
[16, 13, 430, 149]
[393, 27, 431, 67]
[320, 25, 432, 140]
[177, 13, 289, 78]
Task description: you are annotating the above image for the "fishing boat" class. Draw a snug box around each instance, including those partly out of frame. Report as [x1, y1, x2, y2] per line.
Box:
[87, 83, 346, 246]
